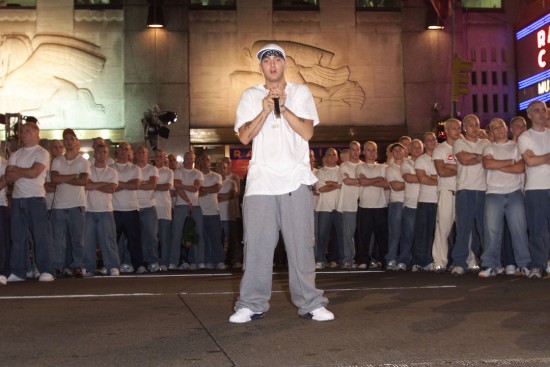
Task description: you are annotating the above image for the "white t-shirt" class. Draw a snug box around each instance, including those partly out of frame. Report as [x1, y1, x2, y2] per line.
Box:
[235, 82, 319, 196]
[518, 128, 550, 190]
[357, 162, 387, 209]
[136, 164, 159, 209]
[336, 161, 362, 212]
[453, 138, 490, 191]
[401, 158, 420, 209]
[86, 165, 118, 212]
[89, 156, 115, 166]
[198, 171, 222, 215]
[315, 166, 340, 212]
[219, 176, 237, 221]
[386, 162, 405, 203]
[0, 157, 7, 206]
[483, 141, 523, 194]
[174, 167, 203, 207]
[111, 162, 142, 211]
[9, 145, 50, 199]
[415, 153, 438, 203]
[51, 154, 90, 209]
[154, 166, 174, 220]
[432, 141, 457, 192]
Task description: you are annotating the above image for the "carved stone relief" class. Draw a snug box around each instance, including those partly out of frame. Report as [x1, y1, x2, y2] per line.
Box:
[231, 40, 366, 112]
[0, 32, 115, 130]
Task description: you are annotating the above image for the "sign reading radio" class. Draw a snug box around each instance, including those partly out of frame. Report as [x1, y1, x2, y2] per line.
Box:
[516, 12, 550, 110]
[537, 27, 550, 68]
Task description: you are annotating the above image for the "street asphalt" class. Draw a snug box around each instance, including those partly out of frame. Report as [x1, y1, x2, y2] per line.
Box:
[1, 268, 550, 367]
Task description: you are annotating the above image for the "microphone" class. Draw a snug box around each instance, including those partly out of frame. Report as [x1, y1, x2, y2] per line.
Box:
[273, 97, 281, 118]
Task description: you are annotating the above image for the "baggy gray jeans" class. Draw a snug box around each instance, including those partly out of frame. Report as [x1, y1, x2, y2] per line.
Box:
[235, 185, 329, 316]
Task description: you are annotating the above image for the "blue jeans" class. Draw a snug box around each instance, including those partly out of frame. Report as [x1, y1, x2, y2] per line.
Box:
[481, 190, 531, 269]
[222, 220, 241, 265]
[140, 206, 159, 265]
[170, 205, 204, 265]
[84, 211, 120, 271]
[524, 189, 550, 269]
[51, 207, 86, 270]
[386, 202, 403, 263]
[10, 197, 53, 278]
[0, 206, 9, 276]
[316, 210, 343, 264]
[203, 214, 225, 265]
[340, 211, 356, 265]
[452, 190, 485, 269]
[158, 219, 172, 267]
[397, 206, 416, 266]
[412, 202, 437, 267]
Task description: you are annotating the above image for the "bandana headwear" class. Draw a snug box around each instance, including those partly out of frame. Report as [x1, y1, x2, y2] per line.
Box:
[256, 44, 286, 62]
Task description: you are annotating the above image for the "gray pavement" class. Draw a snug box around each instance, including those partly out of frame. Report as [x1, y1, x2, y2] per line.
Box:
[1, 269, 550, 367]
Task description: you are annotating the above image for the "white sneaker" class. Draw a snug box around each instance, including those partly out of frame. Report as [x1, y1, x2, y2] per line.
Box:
[0, 275, 7, 285]
[229, 308, 265, 323]
[315, 262, 325, 270]
[478, 268, 496, 278]
[38, 273, 55, 282]
[328, 261, 338, 269]
[216, 262, 228, 270]
[357, 263, 367, 269]
[179, 262, 190, 270]
[505, 265, 516, 275]
[197, 263, 206, 270]
[7, 273, 25, 282]
[386, 260, 398, 271]
[205, 263, 215, 270]
[303, 307, 335, 321]
[232, 262, 243, 269]
[168, 263, 177, 270]
[109, 268, 120, 276]
[546, 262, 550, 274]
[188, 264, 197, 271]
[99, 267, 108, 275]
[159, 265, 168, 272]
[397, 263, 407, 272]
[149, 263, 160, 273]
[451, 266, 465, 276]
[136, 266, 147, 274]
[120, 264, 134, 273]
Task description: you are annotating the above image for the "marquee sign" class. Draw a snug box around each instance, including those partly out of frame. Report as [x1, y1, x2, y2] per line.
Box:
[516, 12, 550, 110]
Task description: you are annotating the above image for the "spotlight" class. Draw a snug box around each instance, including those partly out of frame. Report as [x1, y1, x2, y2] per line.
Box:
[146, 0, 165, 29]
[142, 106, 177, 150]
[158, 111, 177, 125]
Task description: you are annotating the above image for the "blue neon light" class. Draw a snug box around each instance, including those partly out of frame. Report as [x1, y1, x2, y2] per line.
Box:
[518, 70, 550, 89]
[518, 92, 550, 110]
[516, 13, 550, 40]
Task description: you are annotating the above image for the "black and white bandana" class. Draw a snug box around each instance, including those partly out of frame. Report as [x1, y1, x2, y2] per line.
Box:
[259, 49, 285, 61]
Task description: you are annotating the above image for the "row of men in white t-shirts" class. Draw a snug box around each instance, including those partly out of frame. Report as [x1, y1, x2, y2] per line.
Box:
[311, 104, 550, 279]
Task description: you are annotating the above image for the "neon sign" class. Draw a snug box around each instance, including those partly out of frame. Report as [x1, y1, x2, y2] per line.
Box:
[516, 13, 550, 110]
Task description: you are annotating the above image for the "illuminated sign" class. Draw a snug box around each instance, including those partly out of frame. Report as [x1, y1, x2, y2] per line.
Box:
[516, 13, 550, 110]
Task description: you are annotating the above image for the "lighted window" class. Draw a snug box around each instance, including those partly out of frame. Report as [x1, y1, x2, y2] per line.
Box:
[274, 0, 319, 11]
[461, 0, 502, 10]
[190, 0, 236, 9]
[0, 1, 35, 8]
[356, 0, 400, 11]
[74, 0, 122, 9]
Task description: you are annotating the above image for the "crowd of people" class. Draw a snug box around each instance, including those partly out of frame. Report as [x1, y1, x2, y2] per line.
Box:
[312, 100, 550, 280]
[0, 126, 244, 284]
[0, 99, 548, 285]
